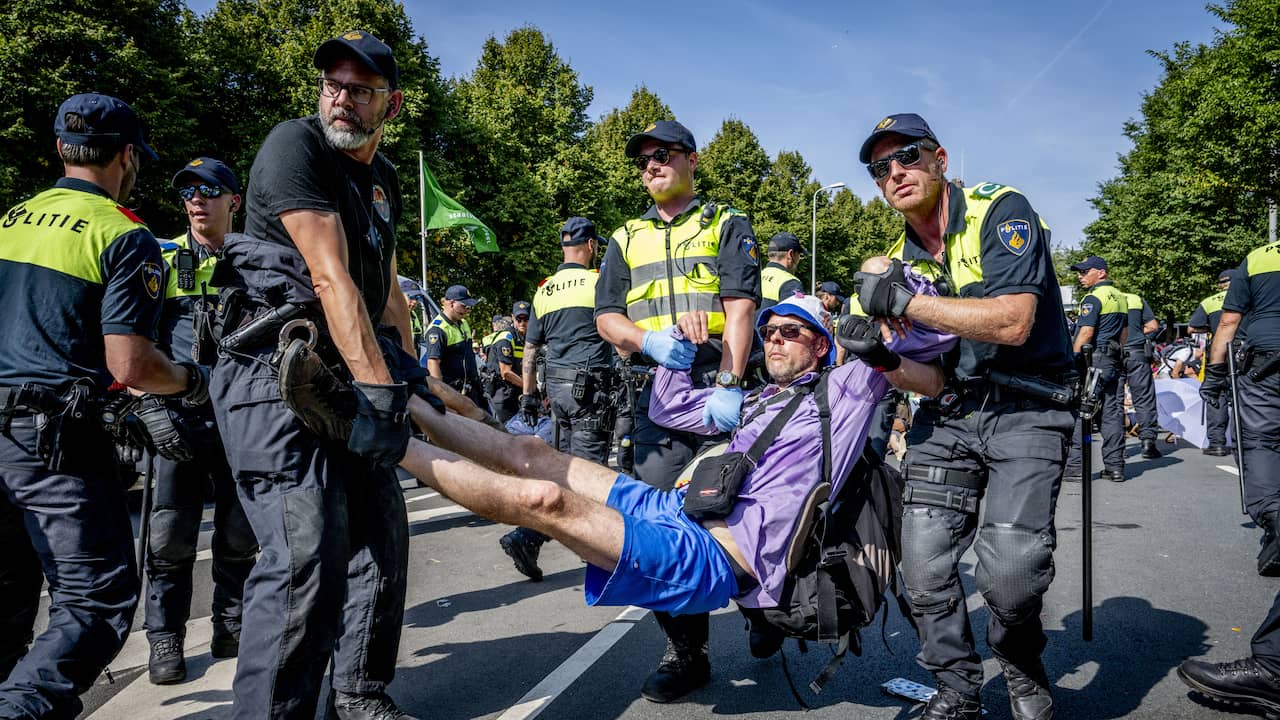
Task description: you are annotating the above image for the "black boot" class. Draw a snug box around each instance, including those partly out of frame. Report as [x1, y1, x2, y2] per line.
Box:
[739, 607, 784, 659]
[147, 636, 186, 685]
[1259, 512, 1280, 577]
[1141, 439, 1162, 459]
[999, 657, 1055, 720]
[329, 689, 420, 720]
[921, 682, 981, 720]
[210, 628, 240, 659]
[500, 528, 543, 581]
[640, 612, 710, 703]
[1178, 656, 1280, 717]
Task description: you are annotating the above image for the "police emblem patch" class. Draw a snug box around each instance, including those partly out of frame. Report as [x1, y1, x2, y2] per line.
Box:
[876, 117, 896, 130]
[741, 236, 758, 265]
[997, 219, 1031, 257]
[142, 263, 162, 299]
[372, 185, 391, 223]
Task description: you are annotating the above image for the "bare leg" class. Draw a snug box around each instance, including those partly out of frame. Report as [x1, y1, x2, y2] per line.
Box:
[399, 438, 624, 570]
[408, 395, 617, 504]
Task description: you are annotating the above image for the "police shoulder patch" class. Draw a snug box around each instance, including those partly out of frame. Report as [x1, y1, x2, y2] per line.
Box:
[741, 235, 758, 265]
[141, 262, 163, 299]
[1080, 301, 1094, 316]
[971, 182, 1006, 198]
[997, 219, 1032, 257]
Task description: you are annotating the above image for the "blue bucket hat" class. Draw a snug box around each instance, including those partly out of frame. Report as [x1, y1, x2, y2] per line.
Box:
[756, 294, 836, 367]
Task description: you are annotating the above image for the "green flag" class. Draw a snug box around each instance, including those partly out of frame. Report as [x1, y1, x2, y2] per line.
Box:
[420, 155, 499, 253]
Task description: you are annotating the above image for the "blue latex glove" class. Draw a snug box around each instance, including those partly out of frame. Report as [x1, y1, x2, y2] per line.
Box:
[641, 330, 696, 370]
[702, 386, 744, 433]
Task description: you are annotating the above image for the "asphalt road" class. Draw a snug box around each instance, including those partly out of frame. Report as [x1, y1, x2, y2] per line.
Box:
[30, 434, 1275, 719]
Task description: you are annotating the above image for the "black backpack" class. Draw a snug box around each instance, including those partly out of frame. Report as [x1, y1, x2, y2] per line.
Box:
[742, 371, 912, 697]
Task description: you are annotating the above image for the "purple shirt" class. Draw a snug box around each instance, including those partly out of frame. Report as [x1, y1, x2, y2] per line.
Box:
[649, 300, 955, 608]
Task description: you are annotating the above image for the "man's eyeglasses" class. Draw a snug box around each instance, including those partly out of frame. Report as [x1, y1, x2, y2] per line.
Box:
[761, 323, 808, 341]
[633, 147, 687, 171]
[318, 77, 391, 105]
[866, 143, 927, 180]
[178, 184, 223, 201]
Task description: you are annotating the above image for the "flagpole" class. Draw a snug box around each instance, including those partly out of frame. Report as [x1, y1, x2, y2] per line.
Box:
[418, 151, 429, 296]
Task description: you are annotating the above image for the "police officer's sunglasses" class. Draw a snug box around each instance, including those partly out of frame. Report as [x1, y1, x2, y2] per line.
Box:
[866, 143, 928, 181]
[177, 184, 224, 201]
[760, 322, 809, 341]
[318, 77, 391, 105]
[633, 147, 688, 171]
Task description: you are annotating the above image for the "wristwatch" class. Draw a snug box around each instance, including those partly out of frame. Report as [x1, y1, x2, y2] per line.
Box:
[715, 371, 741, 388]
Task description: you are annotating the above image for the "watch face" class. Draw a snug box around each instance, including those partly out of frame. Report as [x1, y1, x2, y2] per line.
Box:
[717, 371, 737, 386]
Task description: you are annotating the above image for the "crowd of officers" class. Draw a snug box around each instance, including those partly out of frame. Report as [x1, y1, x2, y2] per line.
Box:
[1, 25, 1279, 720]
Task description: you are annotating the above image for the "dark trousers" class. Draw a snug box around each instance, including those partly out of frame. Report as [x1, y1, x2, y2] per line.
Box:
[0, 418, 138, 719]
[1065, 355, 1125, 475]
[212, 354, 409, 720]
[901, 394, 1074, 696]
[547, 376, 611, 465]
[490, 385, 519, 425]
[1238, 368, 1280, 523]
[1124, 349, 1159, 442]
[144, 411, 257, 643]
[1206, 390, 1233, 447]
[633, 379, 726, 657]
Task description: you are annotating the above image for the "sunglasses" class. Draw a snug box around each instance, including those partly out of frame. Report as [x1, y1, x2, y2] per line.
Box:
[633, 146, 687, 171]
[177, 183, 224, 201]
[761, 322, 808, 341]
[866, 143, 927, 180]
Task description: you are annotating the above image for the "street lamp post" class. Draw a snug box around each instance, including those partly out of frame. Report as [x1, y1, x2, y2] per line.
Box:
[811, 182, 846, 293]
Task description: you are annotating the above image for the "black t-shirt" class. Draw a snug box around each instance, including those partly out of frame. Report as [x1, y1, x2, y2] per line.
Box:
[1124, 295, 1155, 348]
[244, 116, 401, 325]
[898, 187, 1073, 379]
[595, 197, 760, 368]
[424, 315, 476, 388]
[1225, 246, 1280, 351]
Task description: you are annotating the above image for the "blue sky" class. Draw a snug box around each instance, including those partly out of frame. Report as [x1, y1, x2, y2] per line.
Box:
[404, 0, 1221, 250]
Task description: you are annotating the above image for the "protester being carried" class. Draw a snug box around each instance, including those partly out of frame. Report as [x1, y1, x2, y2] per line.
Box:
[398, 284, 953, 616]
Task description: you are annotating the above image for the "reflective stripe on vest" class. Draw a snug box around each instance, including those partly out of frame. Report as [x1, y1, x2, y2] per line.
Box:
[1246, 240, 1280, 277]
[0, 187, 149, 284]
[613, 204, 742, 334]
[496, 330, 524, 361]
[885, 183, 1048, 296]
[1199, 290, 1228, 316]
[430, 315, 470, 346]
[761, 265, 801, 303]
[534, 267, 598, 315]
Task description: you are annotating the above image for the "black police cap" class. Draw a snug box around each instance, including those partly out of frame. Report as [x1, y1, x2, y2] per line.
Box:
[625, 120, 696, 158]
[767, 232, 804, 254]
[314, 30, 398, 90]
[54, 93, 158, 160]
[171, 157, 240, 195]
[858, 113, 939, 164]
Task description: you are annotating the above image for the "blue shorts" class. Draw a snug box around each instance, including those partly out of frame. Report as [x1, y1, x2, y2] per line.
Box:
[583, 474, 738, 615]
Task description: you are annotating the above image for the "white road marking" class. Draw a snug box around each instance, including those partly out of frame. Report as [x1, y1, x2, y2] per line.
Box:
[496, 606, 649, 720]
[1218, 464, 1240, 475]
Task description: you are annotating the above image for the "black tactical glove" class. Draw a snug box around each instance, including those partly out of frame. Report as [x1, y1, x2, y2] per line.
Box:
[520, 394, 540, 427]
[100, 392, 146, 465]
[1200, 363, 1229, 408]
[855, 258, 916, 318]
[349, 381, 410, 465]
[836, 315, 902, 372]
[176, 361, 210, 407]
[135, 395, 195, 462]
[393, 351, 446, 416]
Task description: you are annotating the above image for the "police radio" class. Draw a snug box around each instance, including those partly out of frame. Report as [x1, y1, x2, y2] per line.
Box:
[698, 202, 718, 229]
[174, 248, 197, 291]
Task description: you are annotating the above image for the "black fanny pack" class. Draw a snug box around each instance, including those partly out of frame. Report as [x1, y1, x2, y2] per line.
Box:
[683, 386, 810, 520]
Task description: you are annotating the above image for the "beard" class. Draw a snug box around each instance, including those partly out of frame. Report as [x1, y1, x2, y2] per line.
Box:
[321, 103, 385, 151]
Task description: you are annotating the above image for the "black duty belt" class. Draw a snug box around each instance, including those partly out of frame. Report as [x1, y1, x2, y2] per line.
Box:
[0, 384, 69, 417]
[544, 366, 610, 382]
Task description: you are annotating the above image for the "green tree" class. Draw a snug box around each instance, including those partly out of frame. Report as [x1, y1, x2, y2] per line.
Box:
[573, 86, 672, 235]
[0, 0, 193, 225]
[697, 118, 770, 212]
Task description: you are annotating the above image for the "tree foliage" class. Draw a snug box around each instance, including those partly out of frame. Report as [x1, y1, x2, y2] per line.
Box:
[1084, 0, 1275, 320]
[0, 1, 908, 335]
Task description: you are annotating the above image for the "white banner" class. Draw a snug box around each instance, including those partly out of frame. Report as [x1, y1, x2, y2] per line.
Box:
[1154, 378, 1209, 449]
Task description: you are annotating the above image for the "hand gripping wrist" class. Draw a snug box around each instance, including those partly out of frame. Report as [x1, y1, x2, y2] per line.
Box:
[349, 381, 410, 465]
[836, 315, 902, 372]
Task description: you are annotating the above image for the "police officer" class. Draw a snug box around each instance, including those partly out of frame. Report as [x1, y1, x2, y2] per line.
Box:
[1065, 255, 1129, 482]
[1189, 269, 1237, 456]
[145, 157, 258, 685]
[499, 217, 616, 580]
[480, 314, 509, 364]
[816, 280, 845, 315]
[1178, 237, 1280, 716]
[1120, 287, 1162, 459]
[854, 113, 1074, 720]
[209, 31, 417, 719]
[0, 93, 209, 718]
[426, 285, 487, 411]
[487, 301, 528, 424]
[595, 120, 760, 702]
[760, 232, 805, 309]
